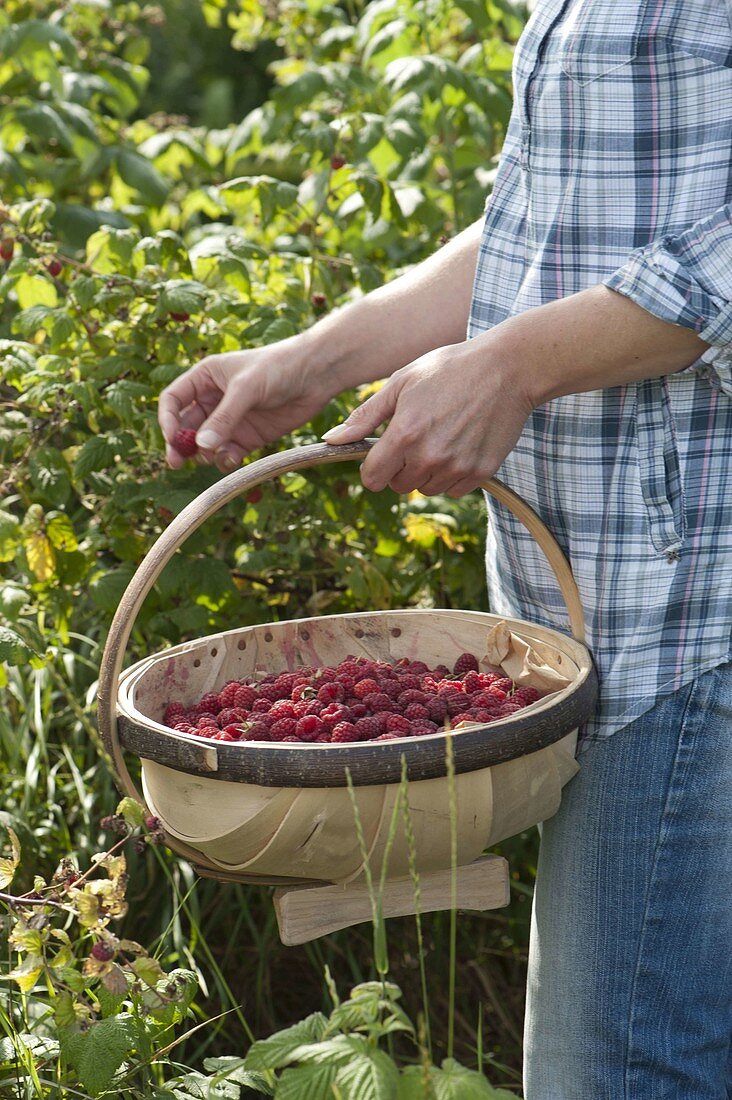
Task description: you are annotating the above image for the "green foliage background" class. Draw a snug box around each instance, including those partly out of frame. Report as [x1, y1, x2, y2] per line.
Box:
[0, 0, 534, 1094]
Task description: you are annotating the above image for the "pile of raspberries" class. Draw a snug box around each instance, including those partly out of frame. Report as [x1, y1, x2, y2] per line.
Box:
[162, 652, 543, 745]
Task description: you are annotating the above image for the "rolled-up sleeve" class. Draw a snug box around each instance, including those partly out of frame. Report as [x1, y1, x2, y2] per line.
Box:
[603, 204, 732, 395]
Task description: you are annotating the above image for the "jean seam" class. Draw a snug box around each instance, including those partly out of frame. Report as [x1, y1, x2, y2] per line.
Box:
[623, 674, 706, 1097]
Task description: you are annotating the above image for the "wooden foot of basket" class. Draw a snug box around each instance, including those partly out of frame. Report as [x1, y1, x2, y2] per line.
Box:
[273, 855, 510, 946]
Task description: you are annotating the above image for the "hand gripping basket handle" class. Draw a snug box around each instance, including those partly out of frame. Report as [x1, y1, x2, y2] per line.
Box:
[97, 440, 586, 805]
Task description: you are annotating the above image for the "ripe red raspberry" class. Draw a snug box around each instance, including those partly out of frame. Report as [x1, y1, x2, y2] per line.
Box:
[363, 692, 391, 713]
[355, 717, 382, 739]
[292, 698, 319, 718]
[462, 670, 483, 694]
[217, 682, 240, 708]
[338, 660, 362, 677]
[240, 722, 271, 741]
[47, 257, 63, 278]
[494, 678, 514, 694]
[215, 727, 241, 741]
[437, 680, 465, 695]
[350, 703, 368, 719]
[246, 487, 263, 505]
[406, 660, 430, 675]
[258, 682, 287, 702]
[353, 678, 379, 699]
[374, 733, 398, 741]
[169, 311, 190, 322]
[403, 702, 429, 721]
[496, 702, 522, 717]
[513, 686, 541, 705]
[432, 664, 450, 679]
[217, 707, 246, 727]
[330, 154, 347, 170]
[270, 718, 297, 741]
[197, 716, 219, 729]
[487, 688, 507, 702]
[295, 715, 326, 742]
[252, 697, 273, 713]
[317, 682, 345, 704]
[453, 652, 479, 676]
[408, 720, 439, 737]
[173, 722, 197, 734]
[0, 238, 14, 262]
[331, 721, 361, 743]
[163, 702, 186, 724]
[425, 696, 448, 722]
[470, 691, 502, 710]
[268, 699, 295, 721]
[320, 702, 351, 730]
[231, 684, 255, 709]
[173, 429, 198, 457]
[394, 674, 421, 692]
[386, 714, 410, 735]
[452, 712, 478, 726]
[379, 679, 402, 699]
[198, 693, 222, 714]
[91, 941, 115, 962]
[397, 689, 429, 707]
[291, 681, 316, 702]
[472, 709, 495, 723]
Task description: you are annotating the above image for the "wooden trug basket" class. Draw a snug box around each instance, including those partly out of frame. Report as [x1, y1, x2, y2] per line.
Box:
[97, 441, 597, 945]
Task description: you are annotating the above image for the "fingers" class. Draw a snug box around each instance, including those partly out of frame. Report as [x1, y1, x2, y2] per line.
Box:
[158, 369, 205, 443]
[321, 383, 398, 446]
[194, 375, 257, 456]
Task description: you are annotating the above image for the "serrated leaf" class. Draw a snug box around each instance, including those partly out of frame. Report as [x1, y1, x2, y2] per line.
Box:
[335, 1049, 399, 1099]
[203, 1056, 273, 1093]
[46, 513, 78, 552]
[276, 1062, 338, 1100]
[0, 509, 20, 562]
[116, 147, 170, 205]
[74, 436, 116, 478]
[244, 1012, 328, 1072]
[4, 954, 44, 993]
[77, 1015, 136, 1097]
[116, 796, 145, 827]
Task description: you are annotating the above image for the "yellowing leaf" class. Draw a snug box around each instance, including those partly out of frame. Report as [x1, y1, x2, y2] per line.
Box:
[0, 827, 21, 889]
[4, 954, 44, 993]
[404, 512, 458, 550]
[25, 530, 56, 581]
[16, 273, 58, 309]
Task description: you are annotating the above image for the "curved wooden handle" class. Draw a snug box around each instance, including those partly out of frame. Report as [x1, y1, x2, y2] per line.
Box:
[97, 440, 586, 805]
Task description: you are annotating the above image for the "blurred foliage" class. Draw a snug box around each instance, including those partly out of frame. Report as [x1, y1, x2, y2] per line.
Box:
[0, 0, 531, 1093]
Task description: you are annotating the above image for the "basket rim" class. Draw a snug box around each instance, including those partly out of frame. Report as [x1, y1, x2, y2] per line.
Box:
[113, 608, 597, 787]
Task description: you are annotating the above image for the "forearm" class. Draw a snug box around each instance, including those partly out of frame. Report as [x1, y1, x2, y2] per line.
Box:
[305, 218, 483, 394]
[488, 284, 711, 406]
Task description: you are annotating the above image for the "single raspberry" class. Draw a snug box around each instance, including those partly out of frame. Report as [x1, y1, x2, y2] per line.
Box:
[163, 702, 186, 724]
[386, 714, 410, 735]
[403, 702, 429, 721]
[407, 660, 430, 675]
[217, 682, 240, 708]
[198, 693, 222, 715]
[197, 718, 219, 730]
[453, 652, 479, 676]
[173, 429, 198, 457]
[331, 721, 361, 743]
[472, 709, 495, 723]
[317, 682, 345, 704]
[379, 679, 402, 699]
[452, 712, 478, 726]
[311, 292, 327, 310]
[470, 691, 502, 710]
[330, 154, 346, 170]
[268, 699, 295, 721]
[144, 815, 161, 831]
[240, 721, 271, 741]
[353, 678, 379, 699]
[437, 680, 465, 695]
[169, 311, 191, 322]
[463, 670, 483, 694]
[233, 684, 257, 709]
[291, 682, 316, 702]
[397, 689, 429, 707]
[337, 660, 362, 677]
[258, 682, 288, 702]
[91, 941, 115, 962]
[363, 692, 392, 712]
[47, 257, 63, 278]
[350, 703, 368, 719]
[214, 728, 240, 741]
[486, 688, 507, 702]
[320, 702, 351, 730]
[0, 238, 14, 262]
[173, 722, 197, 734]
[217, 707, 246, 727]
[354, 717, 382, 740]
[246, 487, 263, 505]
[295, 715, 326, 742]
[292, 698, 319, 718]
[374, 733, 398, 741]
[280, 735, 302, 742]
[252, 697, 273, 713]
[394, 674, 421, 692]
[425, 696, 448, 722]
[432, 664, 451, 680]
[494, 678, 514, 694]
[496, 702, 522, 717]
[270, 718, 297, 741]
[408, 720, 439, 737]
[513, 686, 541, 705]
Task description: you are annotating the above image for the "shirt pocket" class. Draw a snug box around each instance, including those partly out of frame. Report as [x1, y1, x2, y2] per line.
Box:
[559, 0, 651, 86]
[634, 377, 686, 558]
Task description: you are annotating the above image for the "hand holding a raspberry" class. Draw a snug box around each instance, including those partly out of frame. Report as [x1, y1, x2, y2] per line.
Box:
[159, 336, 336, 472]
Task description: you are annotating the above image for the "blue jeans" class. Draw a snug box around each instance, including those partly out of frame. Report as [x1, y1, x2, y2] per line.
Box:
[524, 663, 732, 1099]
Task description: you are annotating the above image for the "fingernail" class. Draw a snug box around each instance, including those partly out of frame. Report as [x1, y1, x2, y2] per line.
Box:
[221, 453, 238, 471]
[196, 428, 221, 450]
[322, 424, 348, 441]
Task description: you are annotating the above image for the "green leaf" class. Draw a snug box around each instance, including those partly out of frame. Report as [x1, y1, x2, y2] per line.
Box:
[276, 1062, 338, 1100]
[244, 1012, 328, 1072]
[77, 1015, 136, 1097]
[45, 513, 78, 552]
[0, 509, 20, 563]
[203, 1056, 273, 1093]
[74, 436, 117, 478]
[0, 825, 21, 888]
[116, 147, 170, 204]
[15, 273, 58, 309]
[158, 279, 209, 316]
[335, 1049, 400, 1099]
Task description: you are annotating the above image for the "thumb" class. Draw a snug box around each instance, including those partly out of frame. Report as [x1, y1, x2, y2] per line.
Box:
[194, 379, 253, 453]
[321, 384, 398, 444]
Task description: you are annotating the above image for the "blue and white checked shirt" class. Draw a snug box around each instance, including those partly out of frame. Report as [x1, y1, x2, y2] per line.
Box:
[468, 0, 732, 740]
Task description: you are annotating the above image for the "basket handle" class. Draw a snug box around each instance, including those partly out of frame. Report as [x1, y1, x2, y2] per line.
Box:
[97, 440, 586, 805]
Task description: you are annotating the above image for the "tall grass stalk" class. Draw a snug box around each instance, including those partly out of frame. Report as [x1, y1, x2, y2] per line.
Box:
[400, 755, 432, 1061]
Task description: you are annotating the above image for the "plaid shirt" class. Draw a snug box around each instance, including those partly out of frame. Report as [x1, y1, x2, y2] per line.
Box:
[468, 0, 732, 740]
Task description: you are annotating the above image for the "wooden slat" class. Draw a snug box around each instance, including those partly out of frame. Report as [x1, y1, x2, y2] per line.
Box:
[273, 855, 510, 945]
